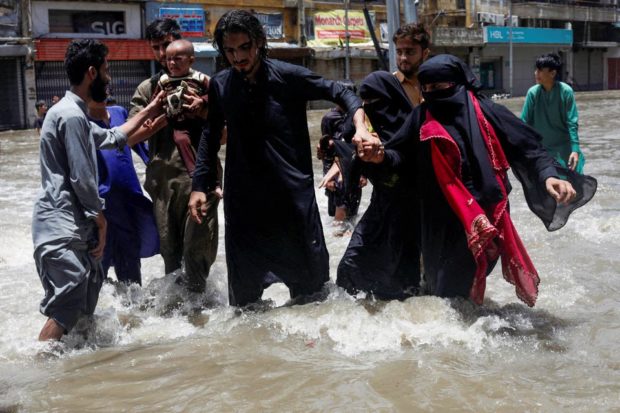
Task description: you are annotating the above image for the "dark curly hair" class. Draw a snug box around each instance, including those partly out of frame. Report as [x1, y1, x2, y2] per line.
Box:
[64, 39, 108, 86]
[213, 10, 268, 65]
[145, 18, 182, 42]
[392, 23, 431, 50]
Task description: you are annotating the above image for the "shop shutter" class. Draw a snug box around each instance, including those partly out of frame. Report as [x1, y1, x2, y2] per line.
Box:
[35, 60, 152, 110]
[0, 57, 26, 131]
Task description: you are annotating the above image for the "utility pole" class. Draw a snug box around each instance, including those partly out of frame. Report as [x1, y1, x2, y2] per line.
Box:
[344, 0, 351, 80]
[508, 1, 513, 96]
[386, 0, 400, 72]
[298, 0, 307, 47]
[403, 0, 417, 24]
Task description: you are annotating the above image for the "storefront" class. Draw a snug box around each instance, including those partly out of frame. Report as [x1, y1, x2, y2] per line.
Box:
[143, 2, 307, 75]
[479, 26, 574, 96]
[0, 51, 28, 131]
[32, 1, 152, 108]
[0, 0, 31, 131]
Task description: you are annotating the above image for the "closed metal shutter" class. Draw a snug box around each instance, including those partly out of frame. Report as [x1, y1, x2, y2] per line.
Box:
[35, 60, 152, 110]
[108, 60, 153, 108]
[0, 57, 26, 131]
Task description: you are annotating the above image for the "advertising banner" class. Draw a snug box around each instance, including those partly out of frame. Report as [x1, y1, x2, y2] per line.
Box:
[309, 10, 370, 46]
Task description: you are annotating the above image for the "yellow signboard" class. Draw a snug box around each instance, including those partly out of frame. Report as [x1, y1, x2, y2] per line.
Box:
[309, 10, 370, 46]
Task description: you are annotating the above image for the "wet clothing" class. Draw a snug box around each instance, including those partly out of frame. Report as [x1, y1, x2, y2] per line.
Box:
[193, 58, 362, 306]
[521, 81, 585, 173]
[92, 105, 159, 285]
[157, 69, 210, 176]
[130, 72, 220, 292]
[337, 71, 420, 299]
[33, 91, 128, 331]
[320, 107, 361, 217]
[410, 55, 597, 305]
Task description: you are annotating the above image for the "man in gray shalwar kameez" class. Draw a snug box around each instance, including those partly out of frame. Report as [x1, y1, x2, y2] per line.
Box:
[33, 39, 165, 341]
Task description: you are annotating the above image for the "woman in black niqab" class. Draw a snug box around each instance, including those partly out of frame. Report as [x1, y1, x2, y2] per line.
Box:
[414, 54, 596, 306]
[336, 70, 421, 300]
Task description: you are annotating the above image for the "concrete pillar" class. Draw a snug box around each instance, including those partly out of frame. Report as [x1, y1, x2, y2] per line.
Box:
[469, 48, 481, 81]
[22, 0, 36, 128]
[24, 54, 37, 129]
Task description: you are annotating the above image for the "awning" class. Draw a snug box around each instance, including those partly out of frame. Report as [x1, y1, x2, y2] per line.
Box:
[0, 44, 30, 57]
[192, 41, 314, 60]
[192, 42, 218, 58]
[35, 38, 153, 61]
[268, 42, 313, 59]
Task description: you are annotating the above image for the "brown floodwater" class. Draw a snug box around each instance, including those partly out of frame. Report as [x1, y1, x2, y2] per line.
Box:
[1, 91, 619, 412]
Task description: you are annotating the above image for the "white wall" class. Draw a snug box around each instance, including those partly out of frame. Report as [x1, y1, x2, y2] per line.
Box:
[481, 44, 561, 96]
[32, 1, 142, 39]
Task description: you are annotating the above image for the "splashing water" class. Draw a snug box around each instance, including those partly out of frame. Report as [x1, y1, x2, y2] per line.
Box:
[1, 93, 619, 411]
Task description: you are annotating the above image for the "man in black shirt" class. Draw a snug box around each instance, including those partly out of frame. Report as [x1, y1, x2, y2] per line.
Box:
[189, 10, 378, 306]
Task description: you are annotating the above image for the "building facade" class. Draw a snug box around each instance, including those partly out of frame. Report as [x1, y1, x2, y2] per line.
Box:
[20, 0, 620, 130]
[420, 0, 620, 95]
[32, 0, 153, 109]
[1, 0, 35, 130]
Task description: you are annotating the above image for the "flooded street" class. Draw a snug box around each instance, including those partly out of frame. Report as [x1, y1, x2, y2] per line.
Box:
[1, 91, 619, 412]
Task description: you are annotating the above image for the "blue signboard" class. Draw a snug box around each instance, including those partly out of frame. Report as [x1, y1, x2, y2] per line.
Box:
[484, 26, 572, 45]
[159, 7, 205, 38]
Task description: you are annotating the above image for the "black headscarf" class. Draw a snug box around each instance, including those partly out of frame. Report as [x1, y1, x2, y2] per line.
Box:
[417, 54, 504, 205]
[416, 54, 596, 231]
[359, 70, 413, 147]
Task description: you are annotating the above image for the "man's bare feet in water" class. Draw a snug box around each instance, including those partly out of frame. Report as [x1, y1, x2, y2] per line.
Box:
[38, 318, 64, 341]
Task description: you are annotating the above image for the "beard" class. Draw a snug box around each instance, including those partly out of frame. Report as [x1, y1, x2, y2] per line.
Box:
[398, 62, 421, 79]
[90, 73, 109, 103]
[233, 57, 260, 78]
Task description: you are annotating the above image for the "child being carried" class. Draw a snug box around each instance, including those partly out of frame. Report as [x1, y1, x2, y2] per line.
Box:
[156, 39, 209, 177]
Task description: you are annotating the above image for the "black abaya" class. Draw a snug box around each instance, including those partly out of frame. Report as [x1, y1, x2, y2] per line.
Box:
[336, 71, 421, 299]
[193, 59, 362, 306]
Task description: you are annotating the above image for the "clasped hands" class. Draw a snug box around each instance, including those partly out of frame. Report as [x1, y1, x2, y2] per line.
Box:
[352, 129, 384, 164]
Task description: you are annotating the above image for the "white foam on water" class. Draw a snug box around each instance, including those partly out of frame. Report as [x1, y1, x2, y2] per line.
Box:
[1, 95, 620, 410]
[252, 290, 545, 357]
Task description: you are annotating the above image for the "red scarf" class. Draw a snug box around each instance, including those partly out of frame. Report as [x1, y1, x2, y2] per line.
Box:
[419, 92, 539, 306]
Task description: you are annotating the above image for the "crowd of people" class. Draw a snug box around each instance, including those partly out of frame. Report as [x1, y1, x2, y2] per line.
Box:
[32, 10, 596, 342]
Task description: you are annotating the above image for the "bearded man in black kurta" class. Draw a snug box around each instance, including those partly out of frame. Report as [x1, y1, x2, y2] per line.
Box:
[189, 10, 376, 306]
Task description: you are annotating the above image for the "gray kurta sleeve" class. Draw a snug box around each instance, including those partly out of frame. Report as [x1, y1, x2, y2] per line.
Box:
[90, 121, 128, 150]
[63, 116, 104, 219]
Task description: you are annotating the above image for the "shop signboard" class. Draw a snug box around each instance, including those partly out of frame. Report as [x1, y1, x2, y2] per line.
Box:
[159, 7, 205, 38]
[309, 10, 370, 46]
[484, 26, 572, 45]
[48, 10, 126, 35]
[32, 2, 141, 38]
